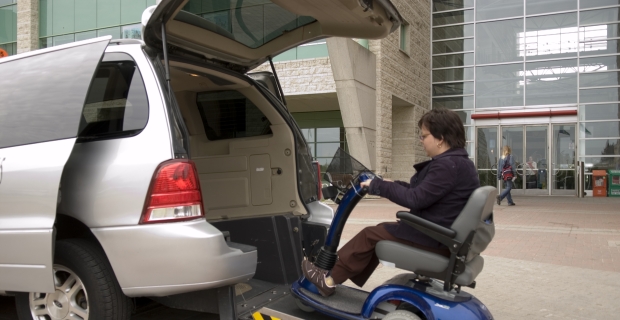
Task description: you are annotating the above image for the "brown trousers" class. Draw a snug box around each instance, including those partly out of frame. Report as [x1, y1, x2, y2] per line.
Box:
[330, 222, 450, 287]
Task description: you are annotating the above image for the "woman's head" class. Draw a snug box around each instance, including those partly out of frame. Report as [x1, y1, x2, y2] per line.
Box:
[503, 146, 512, 156]
[418, 108, 466, 157]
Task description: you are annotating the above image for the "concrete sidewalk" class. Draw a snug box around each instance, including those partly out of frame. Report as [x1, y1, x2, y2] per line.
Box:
[2, 196, 618, 319]
[341, 195, 620, 320]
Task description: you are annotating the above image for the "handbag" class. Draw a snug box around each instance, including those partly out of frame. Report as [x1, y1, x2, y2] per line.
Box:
[501, 155, 514, 181]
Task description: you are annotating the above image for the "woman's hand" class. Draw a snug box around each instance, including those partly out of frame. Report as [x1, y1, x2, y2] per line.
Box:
[360, 179, 373, 188]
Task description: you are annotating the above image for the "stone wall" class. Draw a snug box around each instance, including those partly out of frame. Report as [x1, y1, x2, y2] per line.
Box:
[371, 0, 431, 181]
[16, 0, 38, 54]
[253, 58, 336, 96]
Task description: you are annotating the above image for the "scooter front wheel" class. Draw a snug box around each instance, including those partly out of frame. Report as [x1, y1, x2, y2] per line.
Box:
[294, 298, 315, 313]
[383, 310, 422, 320]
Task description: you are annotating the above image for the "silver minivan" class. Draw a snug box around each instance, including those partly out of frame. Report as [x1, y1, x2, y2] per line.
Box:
[0, 0, 401, 318]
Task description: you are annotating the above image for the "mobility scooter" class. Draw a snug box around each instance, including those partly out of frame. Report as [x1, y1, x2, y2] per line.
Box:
[290, 149, 497, 320]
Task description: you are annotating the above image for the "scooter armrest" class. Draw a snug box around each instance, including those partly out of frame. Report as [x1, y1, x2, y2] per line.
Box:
[396, 211, 457, 239]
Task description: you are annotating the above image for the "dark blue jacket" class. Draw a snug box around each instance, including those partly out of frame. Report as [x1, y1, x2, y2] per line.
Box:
[368, 148, 480, 248]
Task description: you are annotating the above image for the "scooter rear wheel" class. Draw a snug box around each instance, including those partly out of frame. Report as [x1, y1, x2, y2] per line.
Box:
[294, 298, 315, 313]
[383, 310, 422, 320]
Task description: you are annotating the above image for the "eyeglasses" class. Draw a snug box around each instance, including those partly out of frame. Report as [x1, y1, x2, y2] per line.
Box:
[419, 133, 430, 141]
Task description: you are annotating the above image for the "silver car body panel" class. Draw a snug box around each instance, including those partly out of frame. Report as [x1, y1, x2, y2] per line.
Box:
[0, 139, 76, 293]
[142, 0, 402, 71]
[92, 220, 257, 297]
[305, 200, 334, 227]
[59, 44, 173, 227]
[60, 44, 257, 295]
[0, 38, 110, 293]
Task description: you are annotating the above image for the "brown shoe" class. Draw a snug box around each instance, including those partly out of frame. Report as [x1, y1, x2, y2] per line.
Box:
[301, 260, 335, 297]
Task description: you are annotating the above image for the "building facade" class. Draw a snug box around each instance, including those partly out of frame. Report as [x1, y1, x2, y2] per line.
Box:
[4, 0, 617, 196]
[2, 0, 431, 184]
[432, 0, 620, 196]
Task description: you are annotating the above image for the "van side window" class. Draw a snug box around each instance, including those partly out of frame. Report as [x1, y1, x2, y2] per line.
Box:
[196, 91, 272, 141]
[79, 55, 149, 139]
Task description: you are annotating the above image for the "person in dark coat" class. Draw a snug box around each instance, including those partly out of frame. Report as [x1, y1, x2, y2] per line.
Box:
[302, 108, 480, 296]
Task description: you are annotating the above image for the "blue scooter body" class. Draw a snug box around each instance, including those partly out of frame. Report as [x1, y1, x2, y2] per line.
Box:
[291, 173, 494, 320]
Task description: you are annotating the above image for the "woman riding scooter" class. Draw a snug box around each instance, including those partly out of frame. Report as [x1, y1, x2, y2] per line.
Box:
[302, 108, 480, 296]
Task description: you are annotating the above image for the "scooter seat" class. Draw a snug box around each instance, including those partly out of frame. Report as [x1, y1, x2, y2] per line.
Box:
[376, 240, 484, 286]
[375, 186, 496, 290]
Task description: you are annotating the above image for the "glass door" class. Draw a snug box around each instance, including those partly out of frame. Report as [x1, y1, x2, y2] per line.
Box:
[552, 124, 576, 195]
[476, 127, 499, 187]
[501, 127, 524, 195]
[525, 125, 549, 194]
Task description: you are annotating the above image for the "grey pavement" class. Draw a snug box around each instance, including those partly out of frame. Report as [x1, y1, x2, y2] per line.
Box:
[340, 195, 620, 320]
[2, 195, 619, 319]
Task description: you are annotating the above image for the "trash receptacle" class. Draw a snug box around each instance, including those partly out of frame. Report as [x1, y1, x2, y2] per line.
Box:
[608, 169, 620, 197]
[593, 170, 608, 197]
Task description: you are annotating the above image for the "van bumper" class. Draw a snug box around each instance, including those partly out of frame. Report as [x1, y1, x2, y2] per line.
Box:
[92, 219, 257, 297]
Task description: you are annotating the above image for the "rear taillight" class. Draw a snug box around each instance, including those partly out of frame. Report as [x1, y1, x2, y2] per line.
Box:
[141, 160, 204, 224]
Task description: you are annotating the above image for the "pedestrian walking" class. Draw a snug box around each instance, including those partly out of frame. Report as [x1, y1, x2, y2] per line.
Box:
[497, 146, 516, 206]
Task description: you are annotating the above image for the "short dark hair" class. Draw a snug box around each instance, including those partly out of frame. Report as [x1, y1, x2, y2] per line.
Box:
[418, 108, 466, 149]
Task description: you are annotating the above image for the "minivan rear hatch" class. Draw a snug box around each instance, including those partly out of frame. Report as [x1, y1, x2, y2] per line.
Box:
[142, 0, 402, 71]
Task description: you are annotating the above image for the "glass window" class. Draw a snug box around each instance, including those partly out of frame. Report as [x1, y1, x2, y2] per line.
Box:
[433, 39, 473, 54]
[75, 30, 97, 41]
[476, 19, 525, 64]
[579, 103, 620, 120]
[432, 96, 474, 109]
[580, 55, 620, 72]
[476, 63, 524, 108]
[454, 110, 473, 125]
[432, 24, 474, 40]
[97, 26, 121, 39]
[433, 0, 474, 12]
[433, 67, 474, 82]
[580, 7, 620, 25]
[433, 82, 474, 96]
[523, 13, 578, 60]
[39, 0, 153, 47]
[476, 0, 524, 21]
[0, 42, 16, 55]
[79, 56, 149, 138]
[316, 143, 341, 157]
[526, 0, 576, 15]
[400, 23, 409, 53]
[178, 1, 316, 48]
[580, 0, 620, 10]
[0, 0, 16, 6]
[432, 53, 474, 68]
[316, 128, 340, 142]
[525, 59, 578, 105]
[580, 39, 620, 56]
[579, 23, 620, 42]
[196, 91, 272, 141]
[580, 122, 620, 138]
[53, 34, 75, 46]
[0, 3, 16, 44]
[580, 87, 620, 103]
[433, 10, 474, 26]
[582, 139, 620, 155]
[580, 71, 620, 87]
[580, 156, 620, 171]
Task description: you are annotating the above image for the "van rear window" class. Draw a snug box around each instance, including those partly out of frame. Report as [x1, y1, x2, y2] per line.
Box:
[79, 55, 149, 139]
[196, 90, 272, 141]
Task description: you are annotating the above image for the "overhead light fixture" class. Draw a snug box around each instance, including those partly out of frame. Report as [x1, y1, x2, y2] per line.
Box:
[189, 73, 199, 77]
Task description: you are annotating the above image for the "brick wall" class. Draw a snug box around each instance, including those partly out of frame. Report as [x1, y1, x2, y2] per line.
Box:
[253, 58, 336, 95]
[372, 0, 431, 180]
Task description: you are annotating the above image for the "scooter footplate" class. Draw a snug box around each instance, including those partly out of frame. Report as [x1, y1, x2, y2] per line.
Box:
[300, 285, 368, 314]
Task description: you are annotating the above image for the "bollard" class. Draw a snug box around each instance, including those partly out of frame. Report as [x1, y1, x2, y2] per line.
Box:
[578, 161, 585, 198]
